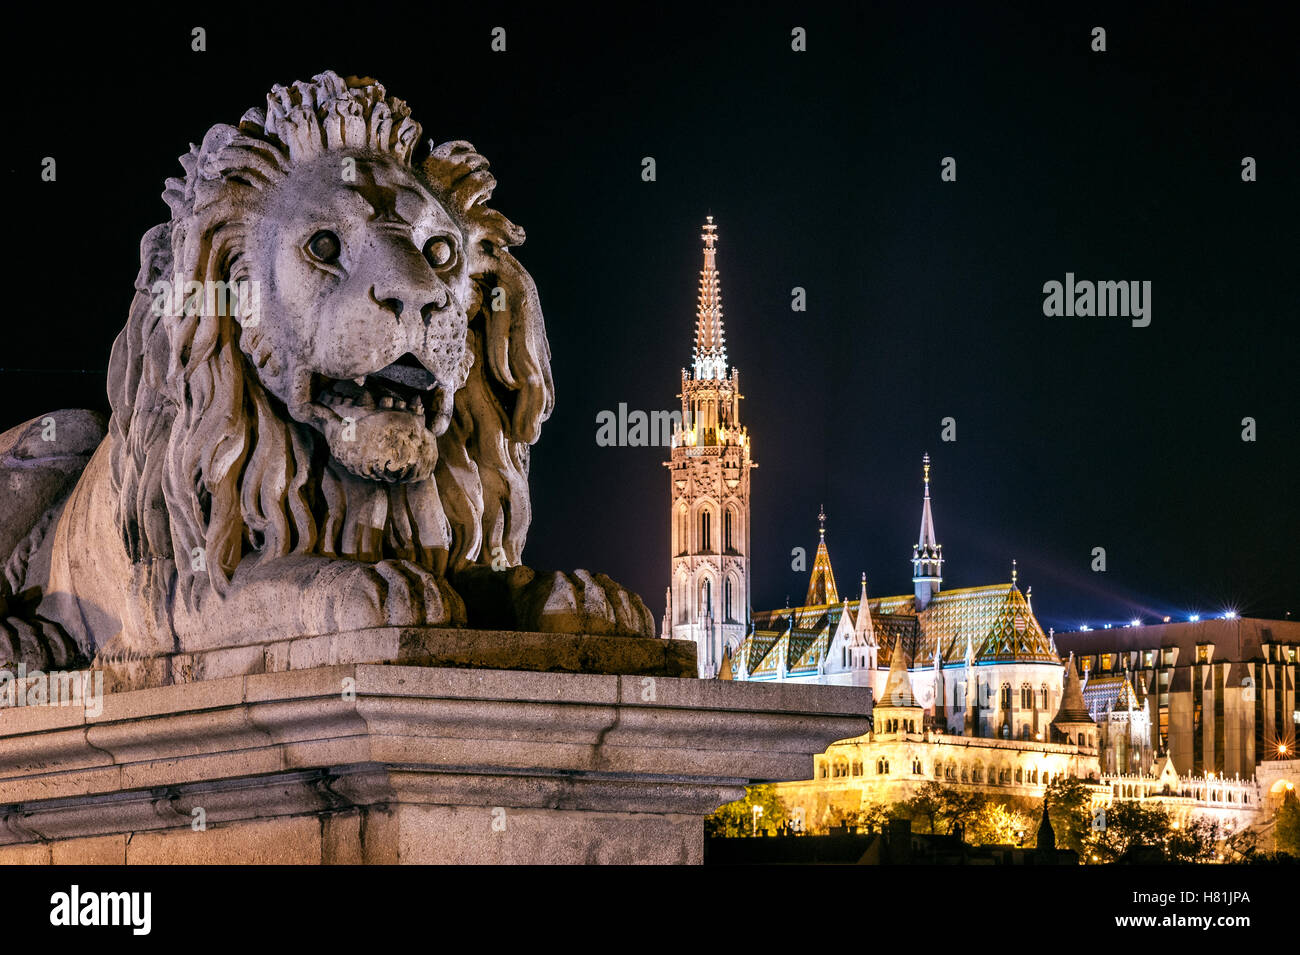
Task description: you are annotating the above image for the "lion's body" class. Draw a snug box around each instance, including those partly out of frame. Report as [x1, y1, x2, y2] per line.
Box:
[0, 72, 651, 675]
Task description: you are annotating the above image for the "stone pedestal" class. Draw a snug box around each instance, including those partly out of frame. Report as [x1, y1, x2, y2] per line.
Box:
[0, 642, 871, 864]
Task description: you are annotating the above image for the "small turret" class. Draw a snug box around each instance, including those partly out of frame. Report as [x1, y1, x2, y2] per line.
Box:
[851, 573, 878, 670]
[874, 635, 922, 736]
[1036, 804, 1057, 853]
[1051, 651, 1097, 749]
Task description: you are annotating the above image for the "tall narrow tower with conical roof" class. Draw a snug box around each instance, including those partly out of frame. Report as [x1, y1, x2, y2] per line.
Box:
[665, 217, 756, 677]
[911, 453, 944, 610]
[805, 507, 839, 606]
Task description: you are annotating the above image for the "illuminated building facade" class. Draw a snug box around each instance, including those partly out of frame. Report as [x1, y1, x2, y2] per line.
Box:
[664, 218, 756, 678]
[735, 460, 1074, 747]
[1056, 618, 1300, 781]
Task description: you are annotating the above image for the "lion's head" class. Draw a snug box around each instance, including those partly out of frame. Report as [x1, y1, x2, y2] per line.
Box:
[108, 72, 554, 605]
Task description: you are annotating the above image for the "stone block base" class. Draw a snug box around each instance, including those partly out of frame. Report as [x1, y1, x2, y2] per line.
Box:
[0, 663, 871, 864]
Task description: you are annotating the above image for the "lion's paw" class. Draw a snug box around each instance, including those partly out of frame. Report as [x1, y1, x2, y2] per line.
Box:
[518, 569, 655, 637]
[302, 558, 467, 632]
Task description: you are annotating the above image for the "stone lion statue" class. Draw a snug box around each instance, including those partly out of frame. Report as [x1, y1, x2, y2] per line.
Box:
[0, 71, 653, 673]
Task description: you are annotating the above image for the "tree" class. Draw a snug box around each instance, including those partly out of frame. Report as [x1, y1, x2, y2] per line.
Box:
[818, 800, 893, 834]
[1165, 815, 1221, 864]
[1043, 775, 1094, 854]
[705, 784, 789, 838]
[1086, 800, 1180, 867]
[901, 782, 984, 836]
[1219, 825, 1259, 864]
[1275, 789, 1300, 857]
[968, 802, 1033, 846]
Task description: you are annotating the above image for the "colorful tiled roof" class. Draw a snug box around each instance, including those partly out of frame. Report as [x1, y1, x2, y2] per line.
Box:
[806, 535, 838, 606]
[1081, 674, 1140, 714]
[753, 582, 1057, 669]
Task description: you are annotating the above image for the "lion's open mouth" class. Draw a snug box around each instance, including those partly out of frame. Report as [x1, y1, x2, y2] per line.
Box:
[312, 353, 450, 431]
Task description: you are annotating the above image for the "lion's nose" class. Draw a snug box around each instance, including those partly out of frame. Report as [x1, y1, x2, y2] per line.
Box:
[422, 287, 451, 321]
[371, 283, 449, 323]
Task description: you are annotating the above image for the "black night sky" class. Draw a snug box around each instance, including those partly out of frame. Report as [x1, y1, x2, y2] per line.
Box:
[7, 1, 1297, 633]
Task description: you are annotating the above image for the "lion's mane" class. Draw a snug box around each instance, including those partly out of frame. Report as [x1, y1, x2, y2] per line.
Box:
[108, 72, 554, 605]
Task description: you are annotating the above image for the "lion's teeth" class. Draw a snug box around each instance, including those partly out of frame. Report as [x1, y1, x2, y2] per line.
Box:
[379, 396, 394, 409]
[410, 396, 423, 415]
[354, 377, 366, 386]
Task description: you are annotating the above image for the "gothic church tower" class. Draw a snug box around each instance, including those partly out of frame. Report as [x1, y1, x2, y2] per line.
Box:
[665, 217, 756, 677]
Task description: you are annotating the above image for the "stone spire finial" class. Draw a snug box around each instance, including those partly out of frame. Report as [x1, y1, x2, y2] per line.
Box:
[692, 216, 727, 380]
[912, 454, 943, 609]
[1011, 559, 1018, 587]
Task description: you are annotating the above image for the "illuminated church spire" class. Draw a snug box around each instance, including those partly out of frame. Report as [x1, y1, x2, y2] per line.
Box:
[692, 216, 728, 380]
[911, 453, 944, 611]
[806, 506, 839, 606]
[667, 216, 755, 677]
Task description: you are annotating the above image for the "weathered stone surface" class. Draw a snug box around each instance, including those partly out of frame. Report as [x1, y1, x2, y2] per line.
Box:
[0, 70, 654, 676]
[0, 664, 873, 864]
[84, 627, 696, 692]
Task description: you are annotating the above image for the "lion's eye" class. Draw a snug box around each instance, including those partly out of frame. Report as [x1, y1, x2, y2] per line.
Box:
[423, 236, 456, 269]
[306, 230, 341, 264]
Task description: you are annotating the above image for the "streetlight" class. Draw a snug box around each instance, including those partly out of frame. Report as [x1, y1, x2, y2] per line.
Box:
[751, 804, 763, 836]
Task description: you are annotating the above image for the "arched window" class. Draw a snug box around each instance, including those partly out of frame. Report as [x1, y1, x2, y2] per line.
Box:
[723, 509, 734, 551]
[724, 577, 734, 622]
[701, 578, 713, 618]
[1015, 768, 1023, 783]
[1041, 684, 1049, 709]
[700, 510, 711, 551]
[1021, 683, 1033, 708]
[1000, 683, 1012, 709]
